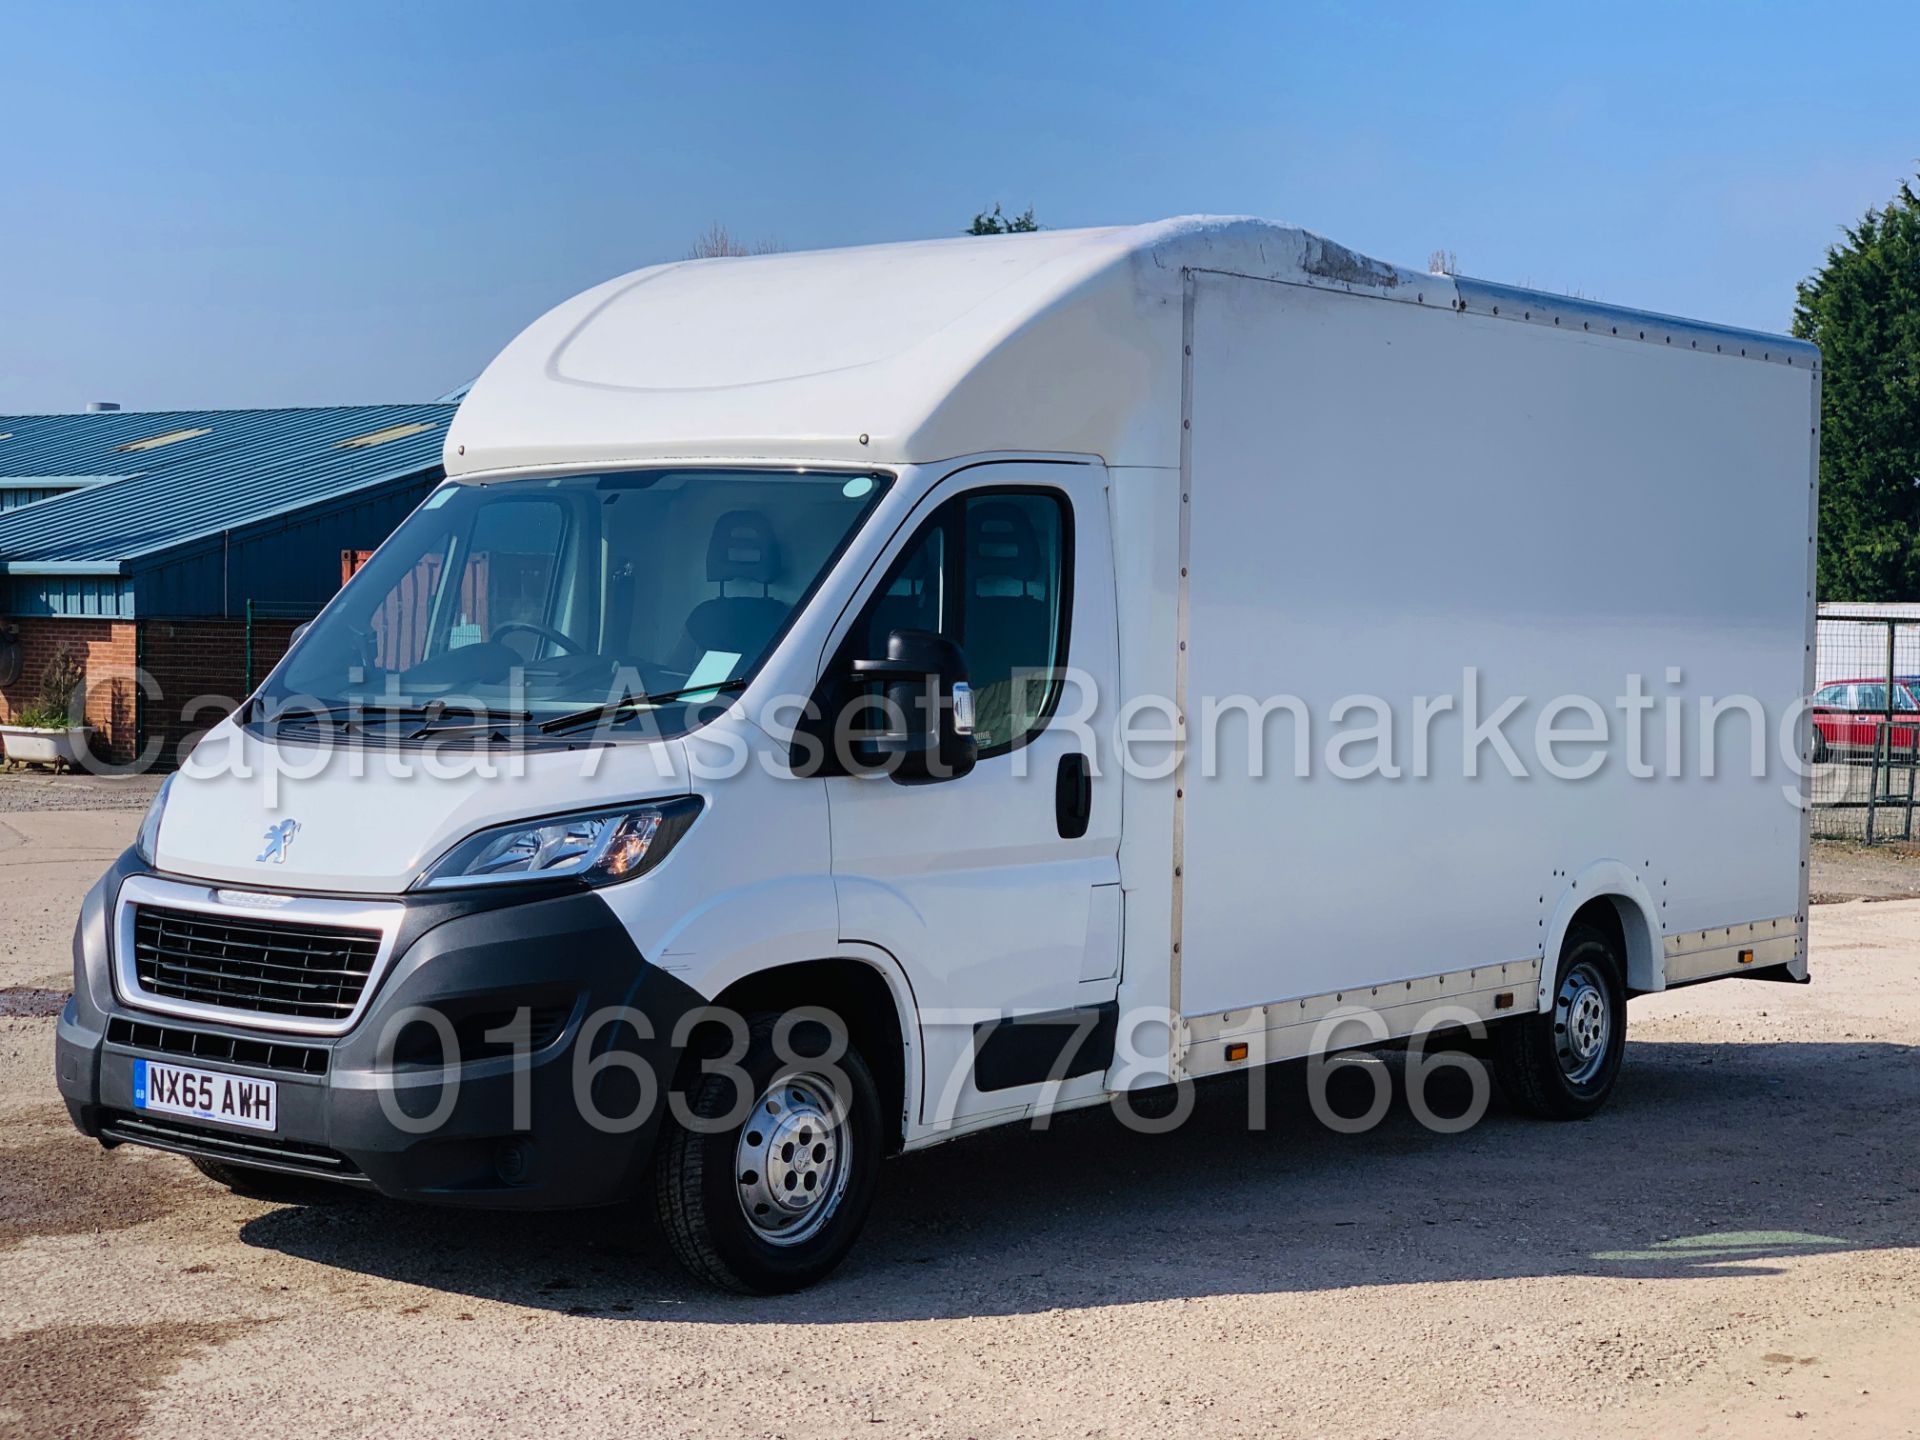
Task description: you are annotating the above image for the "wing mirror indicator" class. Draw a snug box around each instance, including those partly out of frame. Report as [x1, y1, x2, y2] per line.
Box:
[952, 681, 976, 736]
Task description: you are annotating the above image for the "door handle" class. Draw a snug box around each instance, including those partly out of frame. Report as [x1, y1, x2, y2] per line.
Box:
[1056, 752, 1092, 839]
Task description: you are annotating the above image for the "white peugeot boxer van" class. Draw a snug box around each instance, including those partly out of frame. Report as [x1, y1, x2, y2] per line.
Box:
[58, 218, 1818, 1292]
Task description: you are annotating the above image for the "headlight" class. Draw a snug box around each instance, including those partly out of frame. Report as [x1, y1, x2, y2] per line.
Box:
[416, 798, 702, 890]
[135, 774, 175, 866]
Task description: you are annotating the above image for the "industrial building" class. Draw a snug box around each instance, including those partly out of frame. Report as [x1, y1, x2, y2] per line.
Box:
[0, 405, 452, 766]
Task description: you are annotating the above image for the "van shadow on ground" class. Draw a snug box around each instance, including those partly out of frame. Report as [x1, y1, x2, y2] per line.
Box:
[238, 1036, 1920, 1324]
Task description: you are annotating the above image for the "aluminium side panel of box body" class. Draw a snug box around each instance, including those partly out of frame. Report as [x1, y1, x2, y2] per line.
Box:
[1173, 269, 1815, 1023]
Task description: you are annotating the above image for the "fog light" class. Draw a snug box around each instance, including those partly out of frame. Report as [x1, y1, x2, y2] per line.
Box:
[494, 1138, 535, 1186]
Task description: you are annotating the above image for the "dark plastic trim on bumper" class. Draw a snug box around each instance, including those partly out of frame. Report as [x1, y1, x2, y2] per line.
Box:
[97, 1110, 373, 1186]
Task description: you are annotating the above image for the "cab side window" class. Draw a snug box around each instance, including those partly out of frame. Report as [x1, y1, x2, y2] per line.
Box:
[851, 488, 1070, 755]
[858, 519, 948, 649]
[962, 494, 1068, 749]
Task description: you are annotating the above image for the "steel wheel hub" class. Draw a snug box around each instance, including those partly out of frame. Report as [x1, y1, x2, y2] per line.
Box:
[1555, 962, 1611, 1086]
[735, 1073, 850, 1247]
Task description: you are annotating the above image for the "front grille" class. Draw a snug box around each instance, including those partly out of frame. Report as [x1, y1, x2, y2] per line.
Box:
[131, 904, 383, 1022]
[107, 1015, 329, 1076]
[100, 1110, 365, 1182]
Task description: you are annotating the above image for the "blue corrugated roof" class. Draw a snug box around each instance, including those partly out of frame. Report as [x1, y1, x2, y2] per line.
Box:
[0, 405, 452, 573]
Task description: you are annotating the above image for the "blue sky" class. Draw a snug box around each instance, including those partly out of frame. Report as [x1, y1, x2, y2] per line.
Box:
[2, 0, 1915, 413]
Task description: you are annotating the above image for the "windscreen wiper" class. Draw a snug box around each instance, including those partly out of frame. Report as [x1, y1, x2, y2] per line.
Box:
[538, 678, 747, 735]
[261, 702, 529, 737]
[261, 701, 438, 732]
[403, 701, 534, 739]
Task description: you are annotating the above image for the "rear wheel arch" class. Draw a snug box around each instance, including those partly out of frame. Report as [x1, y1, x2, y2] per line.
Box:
[1539, 863, 1661, 1005]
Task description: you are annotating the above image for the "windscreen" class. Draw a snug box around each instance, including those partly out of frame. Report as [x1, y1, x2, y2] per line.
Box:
[260, 468, 889, 738]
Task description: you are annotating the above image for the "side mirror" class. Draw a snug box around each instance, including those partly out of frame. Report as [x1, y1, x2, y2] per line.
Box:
[289, 621, 312, 646]
[850, 628, 977, 784]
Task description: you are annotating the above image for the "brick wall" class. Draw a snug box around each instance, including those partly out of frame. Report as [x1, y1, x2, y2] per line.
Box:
[140, 618, 303, 770]
[0, 616, 306, 771]
[0, 618, 139, 765]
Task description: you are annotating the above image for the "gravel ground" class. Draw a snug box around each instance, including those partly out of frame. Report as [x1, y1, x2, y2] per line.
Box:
[1807, 838, 1920, 902]
[1, 807, 1915, 1439]
[0, 810, 139, 992]
[0, 771, 164, 814]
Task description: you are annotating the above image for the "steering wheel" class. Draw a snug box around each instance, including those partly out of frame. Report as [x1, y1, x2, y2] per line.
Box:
[490, 620, 585, 656]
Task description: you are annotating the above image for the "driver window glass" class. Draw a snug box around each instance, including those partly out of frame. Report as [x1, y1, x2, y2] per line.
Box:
[854, 524, 947, 659]
[849, 487, 1069, 754]
[963, 493, 1066, 748]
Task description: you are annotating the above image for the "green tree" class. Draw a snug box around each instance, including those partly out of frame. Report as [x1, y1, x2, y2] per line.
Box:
[1795, 179, 1920, 600]
[967, 204, 1039, 235]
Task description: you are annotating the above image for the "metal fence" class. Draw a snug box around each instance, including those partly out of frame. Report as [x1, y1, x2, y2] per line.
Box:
[242, 598, 327, 693]
[1810, 610, 1920, 842]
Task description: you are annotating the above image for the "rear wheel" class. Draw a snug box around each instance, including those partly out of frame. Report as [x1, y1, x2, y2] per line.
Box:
[1492, 920, 1627, 1119]
[653, 1010, 881, 1294]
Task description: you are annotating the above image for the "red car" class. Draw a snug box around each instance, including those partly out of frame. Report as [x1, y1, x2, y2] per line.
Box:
[1810, 677, 1920, 761]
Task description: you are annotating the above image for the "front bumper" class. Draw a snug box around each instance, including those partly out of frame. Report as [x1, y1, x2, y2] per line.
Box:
[56, 848, 704, 1209]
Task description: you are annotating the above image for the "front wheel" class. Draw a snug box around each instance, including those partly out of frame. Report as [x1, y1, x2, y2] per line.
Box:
[653, 1010, 881, 1294]
[1492, 920, 1627, 1120]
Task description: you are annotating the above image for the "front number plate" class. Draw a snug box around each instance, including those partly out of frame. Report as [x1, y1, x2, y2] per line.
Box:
[133, 1059, 278, 1132]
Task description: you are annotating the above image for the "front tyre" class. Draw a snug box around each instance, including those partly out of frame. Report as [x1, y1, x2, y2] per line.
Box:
[653, 1010, 881, 1294]
[1492, 920, 1627, 1120]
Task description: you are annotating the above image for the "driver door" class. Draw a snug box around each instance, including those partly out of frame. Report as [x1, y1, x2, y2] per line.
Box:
[823, 462, 1122, 1134]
